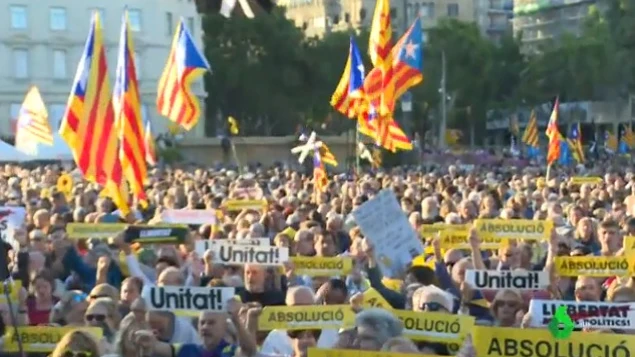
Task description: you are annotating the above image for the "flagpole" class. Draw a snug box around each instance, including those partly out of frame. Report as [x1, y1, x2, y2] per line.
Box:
[230, 139, 242, 175]
[546, 163, 551, 182]
[355, 124, 361, 175]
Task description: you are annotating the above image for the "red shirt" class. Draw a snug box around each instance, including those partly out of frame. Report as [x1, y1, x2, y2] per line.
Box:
[27, 295, 59, 326]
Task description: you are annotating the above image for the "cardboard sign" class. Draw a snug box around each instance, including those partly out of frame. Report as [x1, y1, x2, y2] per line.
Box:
[362, 287, 391, 309]
[258, 305, 355, 331]
[66, 223, 185, 240]
[290, 256, 353, 276]
[570, 177, 603, 185]
[124, 225, 189, 244]
[554, 256, 634, 277]
[474, 219, 553, 240]
[420, 223, 469, 238]
[4, 327, 103, 352]
[195, 238, 270, 255]
[141, 286, 235, 316]
[465, 270, 550, 290]
[224, 199, 267, 211]
[439, 229, 503, 250]
[210, 242, 289, 265]
[393, 310, 474, 343]
[159, 209, 217, 225]
[528, 299, 635, 330]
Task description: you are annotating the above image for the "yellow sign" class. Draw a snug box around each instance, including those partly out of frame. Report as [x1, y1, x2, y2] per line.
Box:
[308, 348, 444, 357]
[362, 288, 391, 309]
[624, 236, 635, 253]
[472, 326, 635, 357]
[475, 219, 552, 240]
[570, 176, 603, 185]
[290, 256, 353, 277]
[554, 256, 634, 277]
[439, 228, 503, 250]
[56, 173, 73, 193]
[420, 223, 468, 238]
[258, 305, 355, 331]
[393, 310, 474, 343]
[0, 280, 22, 304]
[66, 223, 185, 239]
[4, 327, 103, 352]
[224, 199, 267, 211]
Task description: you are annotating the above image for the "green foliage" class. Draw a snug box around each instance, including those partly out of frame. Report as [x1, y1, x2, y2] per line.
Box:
[158, 147, 183, 164]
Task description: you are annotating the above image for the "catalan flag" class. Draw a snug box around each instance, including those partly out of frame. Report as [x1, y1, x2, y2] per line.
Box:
[114, 10, 148, 207]
[368, 0, 393, 116]
[568, 123, 585, 163]
[545, 97, 561, 165]
[15, 87, 54, 151]
[330, 37, 365, 118]
[59, 12, 129, 215]
[605, 131, 618, 153]
[313, 151, 328, 192]
[318, 143, 338, 167]
[144, 119, 157, 166]
[157, 19, 211, 131]
[522, 110, 539, 148]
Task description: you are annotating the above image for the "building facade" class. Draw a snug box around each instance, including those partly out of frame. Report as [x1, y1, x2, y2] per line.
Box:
[0, 0, 207, 138]
[512, 0, 595, 53]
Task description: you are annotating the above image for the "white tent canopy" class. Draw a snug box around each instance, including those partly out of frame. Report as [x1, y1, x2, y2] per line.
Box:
[0, 140, 30, 162]
[15, 133, 73, 161]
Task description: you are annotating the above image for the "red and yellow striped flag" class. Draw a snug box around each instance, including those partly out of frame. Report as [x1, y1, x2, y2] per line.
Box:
[59, 12, 129, 215]
[113, 10, 148, 207]
[545, 97, 561, 165]
[368, 0, 394, 117]
[522, 110, 539, 148]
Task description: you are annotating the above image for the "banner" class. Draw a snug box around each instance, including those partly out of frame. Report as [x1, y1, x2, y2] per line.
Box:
[258, 305, 355, 331]
[210, 242, 288, 265]
[362, 287, 391, 309]
[472, 326, 635, 357]
[439, 229, 503, 249]
[195, 238, 270, 255]
[528, 299, 635, 330]
[420, 223, 468, 238]
[554, 256, 634, 277]
[465, 270, 550, 290]
[225, 199, 267, 211]
[474, 219, 552, 240]
[123, 225, 189, 244]
[624, 236, 635, 253]
[159, 209, 217, 224]
[570, 177, 602, 185]
[66, 223, 185, 239]
[392, 310, 474, 343]
[290, 256, 353, 276]
[0, 206, 26, 250]
[0, 280, 22, 304]
[308, 348, 444, 357]
[141, 286, 235, 317]
[4, 326, 103, 352]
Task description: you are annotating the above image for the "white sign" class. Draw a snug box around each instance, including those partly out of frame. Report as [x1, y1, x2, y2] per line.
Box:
[352, 190, 423, 278]
[210, 243, 289, 266]
[528, 299, 635, 330]
[465, 270, 550, 290]
[0, 206, 26, 251]
[195, 238, 271, 255]
[160, 209, 216, 225]
[141, 286, 235, 316]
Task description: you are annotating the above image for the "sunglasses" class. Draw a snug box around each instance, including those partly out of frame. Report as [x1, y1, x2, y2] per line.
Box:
[445, 261, 456, 269]
[421, 302, 445, 312]
[70, 293, 88, 303]
[85, 314, 107, 322]
[62, 351, 91, 357]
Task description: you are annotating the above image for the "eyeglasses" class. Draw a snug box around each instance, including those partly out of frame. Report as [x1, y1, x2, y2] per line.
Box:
[496, 300, 519, 308]
[89, 294, 108, 300]
[421, 302, 445, 312]
[444, 261, 456, 269]
[62, 351, 92, 357]
[85, 314, 107, 322]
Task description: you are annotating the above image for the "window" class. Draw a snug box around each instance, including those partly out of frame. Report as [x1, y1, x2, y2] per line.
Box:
[166, 12, 173, 36]
[187, 17, 195, 35]
[13, 49, 29, 79]
[447, 3, 459, 17]
[134, 52, 142, 80]
[427, 2, 435, 17]
[53, 50, 67, 79]
[128, 9, 142, 31]
[390, 7, 397, 18]
[49, 104, 66, 129]
[344, 12, 350, 23]
[10, 5, 27, 29]
[50, 7, 67, 30]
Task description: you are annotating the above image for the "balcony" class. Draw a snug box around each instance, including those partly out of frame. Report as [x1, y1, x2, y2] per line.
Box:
[488, 0, 513, 12]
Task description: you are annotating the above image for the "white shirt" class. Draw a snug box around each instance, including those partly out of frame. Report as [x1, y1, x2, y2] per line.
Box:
[260, 329, 338, 355]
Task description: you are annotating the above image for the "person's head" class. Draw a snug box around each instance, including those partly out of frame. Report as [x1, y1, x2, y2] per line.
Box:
[157, 266, 184, 286]
[411, 285, 453, 313]
[575, 276, 601, 301]
[498, 243, 521, 269]
[315, 232, 337, 257]
[491, 289, 523, 326]
[85, 297, 120, 339]
[50, 330, 101, 357]
[450, 257, 473, 286]
[33, 209, 50, 229]
[286, 285, 315, 306]
[120, 277, 143, 306]
[294, 229, 316, 256]
[441, 250, 464, 276]
[354, 308, 403, 350]
[146, 311, 174, 341]
[320, 279, 348, 305]
[381, 337, 419, 353]
[31, 271, 55, 301]
[89, 283, 119, 303]
[198, 310, 229, 349]
[115, 313, 150, 357]
[244, 264, 266, 293]
[287, 329, 321, 357]
[50, 290, 89, 326]
[598, 220, 621, 252]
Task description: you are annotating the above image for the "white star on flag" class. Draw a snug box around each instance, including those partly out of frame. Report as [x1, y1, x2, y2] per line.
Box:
[404, 40, 418, 59]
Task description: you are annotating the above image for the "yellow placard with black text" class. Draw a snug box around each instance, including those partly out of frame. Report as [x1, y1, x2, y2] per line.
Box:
[624, 236, 635, 253]
[439, 228, 504, 250]
[225, 199, 267, 211]
[66, 223, 186, 239]
[472, 326, 635, 357]
[308, 348, 444, 357]
[393, 310, 474, 344]
[361, 288, 391, 309]
[4, 327, 103, 352]
[420, 224, 469, 238]
[258, 305, 355, 331]
[475, 219, 552, 240]
[569, 176, 603, 185]
[290, 256, 353, 277]
[554, 256, 635, 277]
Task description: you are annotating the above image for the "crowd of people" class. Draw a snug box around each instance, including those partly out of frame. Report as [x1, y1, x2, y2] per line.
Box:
[1, 162, 635, 357]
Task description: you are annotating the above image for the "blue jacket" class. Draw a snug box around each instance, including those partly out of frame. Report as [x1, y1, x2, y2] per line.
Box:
[63, 247, 124, 291]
